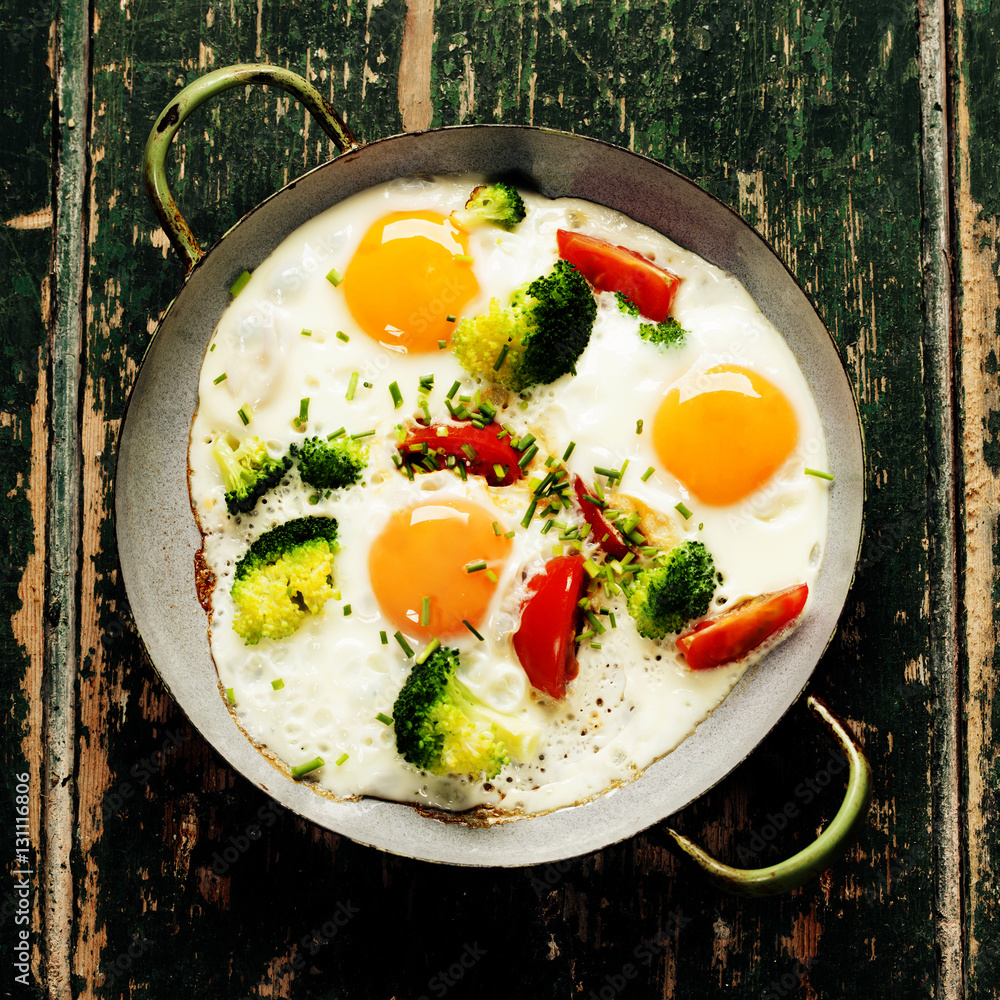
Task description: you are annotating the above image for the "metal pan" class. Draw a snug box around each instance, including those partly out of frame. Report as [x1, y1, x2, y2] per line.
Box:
[116, 64, 868, 883]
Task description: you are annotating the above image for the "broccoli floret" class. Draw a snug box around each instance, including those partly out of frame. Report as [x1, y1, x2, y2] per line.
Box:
[616, 292, 687, 349]
[639, 317, 687, 349]
[615, 291, 639, 317]
[212, 434, 291, 514]
[627, 540, 716, 640]
[290, 435, 368, 491]
[230, 516, 339, 644]
[451, 182, 526, 231]
[451, 259, 597, 392]
[392, 645, 541, 778]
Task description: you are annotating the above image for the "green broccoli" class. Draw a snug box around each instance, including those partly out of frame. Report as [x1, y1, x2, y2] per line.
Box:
[230, 516, 339, 644]
[627, 540, 717, 640]
[451, 182, 526, 231]
[290, 435, 368, 491]
[639, 317, 687, 349]
[616, 291, 687, 348]
[212, 434, 291, 515]
[451, 259, 597, 392]
[392, 645, 542, 778]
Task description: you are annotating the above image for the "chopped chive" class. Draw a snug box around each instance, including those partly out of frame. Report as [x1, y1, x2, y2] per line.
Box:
[389, 381, 404, 409]
[335, 753, 349, 766]
[420, 597, 431, 627]
[326, 266, 343, 286]
[486, 569, 498, 584]
[576, 630, 596, 642]
[301, 328, 313, 337]
[582, 558, 599, 578]
[291, 756, 324, 778]
[455, 253, 475, 263]
[463, 619, 485, 641]
[805, 467, 835, 481]
[213, 372, 228, 384]
[493, 343, 510, 371]
[415, 637, 441, 664]
[580, 493, 607, 509]
[307, 494, 320, 505]
[594, 465, 619, 480]
[563, 441, 576, 461]
[336, 330, 349, 342]
[493, 463, 507, 480]
[379, 630, 389, 645]
[459, 394, 472, 403]
[479, 401, 497, 419]
[210, 343, 216, 352]
[552, 544, 564, 556]
[446, 314, 456, 322]
[521, 500, 538, 528]
[627, 529, 645, 545]
[540, 519, 554, 534]
[585, 610, 607, 634]
[346, 371, 359, 400]
[590, 641, 602, 650]
[351, 429, 376, 439]
[295, 397, 310, 426]
[593, 479, 605, 501]
[394, 631, 414, 657]
[437, 339, 447, 349]
[496, 427, 510, 440]
[225, 687, 235, 703]
[327, 427, 346, 440]
[641, 466, 655, 482]
[447, 380, 461, 400]
[457, 462, 467, 481]
[636, 419, 643, 434]
[376, 712, 393, 725]
[364, 381, 373, 388]
[466, 560, 487, 573]
[675, 501, 693, 519]
[462, 443, 478, 461]
[419, 374, 435, 391]
[517, 444, 537, 470]
[619, 459, 629, 482]
[271, 679, 285, 690]
[229, 270, 252, 297]
[343, 604, 352, 616]
[609, 612, 617, 629]
[621, 511, 642, 534]
[515, 433, 536, 451]
[237, 403, 253, 426]
[492, 521, 501, 536]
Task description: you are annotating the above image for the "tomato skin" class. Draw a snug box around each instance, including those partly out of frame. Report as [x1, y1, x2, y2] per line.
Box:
[676, 583, 809, 670]
[512, 555, 586, 699]
[398, 424, 524, 486]
[556, 229, 682, 322]
[573, 476, 630, 560]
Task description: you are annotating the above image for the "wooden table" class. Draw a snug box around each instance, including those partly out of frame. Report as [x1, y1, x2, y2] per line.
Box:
[2, 0, 994, 995]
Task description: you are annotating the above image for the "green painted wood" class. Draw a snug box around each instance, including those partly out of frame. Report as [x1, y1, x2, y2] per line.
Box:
[1, 0, 968, 996]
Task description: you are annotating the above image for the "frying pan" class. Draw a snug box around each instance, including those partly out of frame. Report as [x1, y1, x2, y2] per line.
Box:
[117, 64, 869, 887]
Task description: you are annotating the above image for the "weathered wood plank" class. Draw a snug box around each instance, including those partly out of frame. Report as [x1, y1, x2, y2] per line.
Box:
[0, 0, 55, 993]
[953, 0, 1000, 996]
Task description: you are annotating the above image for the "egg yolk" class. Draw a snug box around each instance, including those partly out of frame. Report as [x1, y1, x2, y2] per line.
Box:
[652, 365, 798, 505]
[342, 211, 479, 352]
[368, 499, 511, 639]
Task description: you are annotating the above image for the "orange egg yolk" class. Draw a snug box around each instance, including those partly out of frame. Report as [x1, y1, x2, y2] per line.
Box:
[652, 365, 798, 505]
[368, 499, 511, 639]
[342, 210, 479, 353]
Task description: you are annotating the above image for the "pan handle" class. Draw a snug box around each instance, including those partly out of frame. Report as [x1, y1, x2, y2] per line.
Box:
[142, 64, 360, 271]
[662, 695, 871, 896]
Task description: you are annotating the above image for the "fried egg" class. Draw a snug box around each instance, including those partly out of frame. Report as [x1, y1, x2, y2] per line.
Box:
[188, 174, 829, 815]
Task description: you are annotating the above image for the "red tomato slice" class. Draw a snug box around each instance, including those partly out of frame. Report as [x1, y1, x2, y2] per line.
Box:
[676, 583, 809, 670]
[573, 476, 629, 560]
[556, 229, 682, 322]
[512, 555, 586, 699]
[398, 424, 525, 486]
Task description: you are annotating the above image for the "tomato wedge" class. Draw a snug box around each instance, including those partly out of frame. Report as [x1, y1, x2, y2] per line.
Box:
[397, 424, 525, 486]
[573, 476, 629, 559]
[676, 583, 809, 670]
[512, 555, 586, 699]
[556, 229, 682, 322]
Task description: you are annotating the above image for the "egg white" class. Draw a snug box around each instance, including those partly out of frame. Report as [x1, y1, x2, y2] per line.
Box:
[188, 174, 830, 815]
